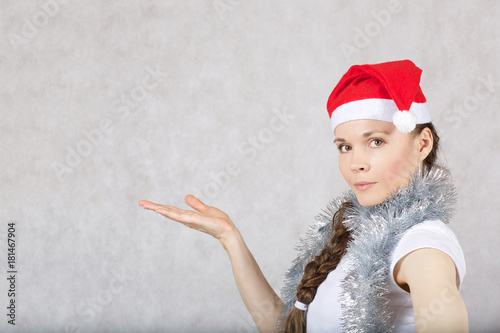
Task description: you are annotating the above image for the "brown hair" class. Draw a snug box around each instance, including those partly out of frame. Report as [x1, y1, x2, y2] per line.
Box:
[281, 123, 440, 332]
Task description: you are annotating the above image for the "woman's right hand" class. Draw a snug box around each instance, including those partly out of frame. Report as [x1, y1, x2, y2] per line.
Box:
[139, 195, 237, 243]
[141, 195, 284, 331]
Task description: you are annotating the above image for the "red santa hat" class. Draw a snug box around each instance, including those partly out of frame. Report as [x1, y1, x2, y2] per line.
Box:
[327, 59, 432, 133]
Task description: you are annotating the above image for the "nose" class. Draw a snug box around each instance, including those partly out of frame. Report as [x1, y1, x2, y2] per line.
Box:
[349, 150, 370, 173]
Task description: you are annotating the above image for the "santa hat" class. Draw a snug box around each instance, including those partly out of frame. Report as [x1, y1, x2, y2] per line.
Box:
[327, 60, 432, 133]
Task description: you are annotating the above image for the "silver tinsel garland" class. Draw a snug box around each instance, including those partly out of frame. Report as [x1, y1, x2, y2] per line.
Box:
[277, 163, 457, 332]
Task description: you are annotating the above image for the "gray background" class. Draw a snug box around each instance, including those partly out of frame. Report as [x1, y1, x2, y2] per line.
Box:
[1, 0, 499, 332]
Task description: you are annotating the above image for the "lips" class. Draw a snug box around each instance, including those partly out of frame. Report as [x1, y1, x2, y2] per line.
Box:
[354, 182, 376, 191]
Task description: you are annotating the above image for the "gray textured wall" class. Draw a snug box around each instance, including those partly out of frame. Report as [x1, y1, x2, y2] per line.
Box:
[1, 1, 499, 332]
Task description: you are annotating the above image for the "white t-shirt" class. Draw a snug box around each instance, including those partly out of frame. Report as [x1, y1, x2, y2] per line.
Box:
[306, 219, 466, 332]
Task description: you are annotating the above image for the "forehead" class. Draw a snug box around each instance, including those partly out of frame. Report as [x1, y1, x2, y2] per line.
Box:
[334, 119, 395, 139]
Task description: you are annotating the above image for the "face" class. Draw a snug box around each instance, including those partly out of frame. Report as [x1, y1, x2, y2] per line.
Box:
[334, 119, 432, 207]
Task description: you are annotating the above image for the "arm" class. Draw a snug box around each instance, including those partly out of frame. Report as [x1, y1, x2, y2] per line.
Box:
[394, 248, 468, 333]
[139, 195, 283, 332]
[221, 227, 284, 332]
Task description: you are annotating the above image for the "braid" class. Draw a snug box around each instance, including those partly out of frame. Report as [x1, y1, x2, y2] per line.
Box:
[281, 200, 353, 332]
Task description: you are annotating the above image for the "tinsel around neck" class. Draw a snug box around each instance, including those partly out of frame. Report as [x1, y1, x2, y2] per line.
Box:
[277, 163, 457, 331]
[343, 163, 457, 233]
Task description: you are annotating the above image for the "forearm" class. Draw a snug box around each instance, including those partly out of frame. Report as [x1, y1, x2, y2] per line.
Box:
[220, 228, 283, 333]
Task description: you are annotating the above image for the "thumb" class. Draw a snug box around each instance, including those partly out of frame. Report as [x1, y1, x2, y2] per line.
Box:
[185, 194, 208, 212]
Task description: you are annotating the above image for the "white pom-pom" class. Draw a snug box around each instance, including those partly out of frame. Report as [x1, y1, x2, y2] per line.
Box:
[392, 110, 417, 133]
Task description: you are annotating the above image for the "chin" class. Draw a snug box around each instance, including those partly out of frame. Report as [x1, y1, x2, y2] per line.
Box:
[355, 195, 384, 207]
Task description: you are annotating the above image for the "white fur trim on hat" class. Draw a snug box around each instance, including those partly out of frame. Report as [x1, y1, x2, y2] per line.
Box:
[330, 98, 431, 133]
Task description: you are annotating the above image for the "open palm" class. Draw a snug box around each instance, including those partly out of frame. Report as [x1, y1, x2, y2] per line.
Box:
[139, 195, 236, 241]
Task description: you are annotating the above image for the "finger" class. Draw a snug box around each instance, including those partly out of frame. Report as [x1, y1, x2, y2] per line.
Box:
[184, 194, 208, 212]
[139, 200, 163, 211]
[155, 208, 182, 222]
[155, 207, 198, 224]
[139, 200, 182, 213]
[139, 200, 164, 209]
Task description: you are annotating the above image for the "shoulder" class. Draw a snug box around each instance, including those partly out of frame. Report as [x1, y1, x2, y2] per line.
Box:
[397, 248, 456, 288]
[398, 247, 469, 332]
[391, 219, 466, 290]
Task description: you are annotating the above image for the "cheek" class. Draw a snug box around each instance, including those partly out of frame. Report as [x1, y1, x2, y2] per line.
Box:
[338, 157, 350, 182]
[385, 160, 405, 184]
[380, 151, 416, 186]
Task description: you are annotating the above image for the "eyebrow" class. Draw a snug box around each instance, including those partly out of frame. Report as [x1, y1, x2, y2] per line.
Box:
[333, 129, 393, 143]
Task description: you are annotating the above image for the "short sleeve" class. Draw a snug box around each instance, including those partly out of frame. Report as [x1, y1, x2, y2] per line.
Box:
[390, 219, 466, 290]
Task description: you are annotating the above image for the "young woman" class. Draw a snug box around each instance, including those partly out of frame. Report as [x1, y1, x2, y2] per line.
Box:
[140, 60, 468, 332]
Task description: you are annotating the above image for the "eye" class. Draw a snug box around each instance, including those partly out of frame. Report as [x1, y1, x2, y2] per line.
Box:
[337, 144, 351, 153]
[370, 139, 384, 147]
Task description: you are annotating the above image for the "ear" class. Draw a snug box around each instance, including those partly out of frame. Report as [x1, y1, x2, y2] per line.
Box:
[416, 127, 433, 162]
